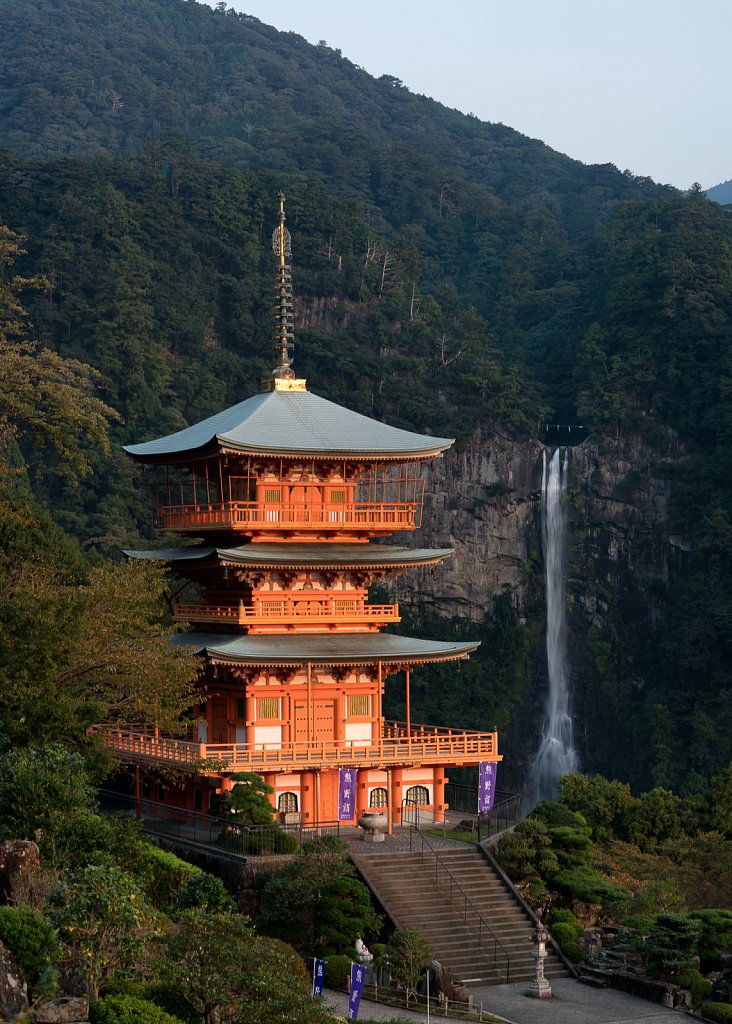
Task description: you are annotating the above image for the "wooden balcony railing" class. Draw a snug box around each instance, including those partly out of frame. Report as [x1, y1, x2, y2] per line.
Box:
[172, 600, 400, 630]
[155, 501, 419, 533]
[90, 720, 499, 773]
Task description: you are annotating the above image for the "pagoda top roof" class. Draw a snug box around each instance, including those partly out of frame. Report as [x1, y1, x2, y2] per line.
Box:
[172, 631, 478, 667]
[124, 389, 452, 463]
[124, 543, 453, 570]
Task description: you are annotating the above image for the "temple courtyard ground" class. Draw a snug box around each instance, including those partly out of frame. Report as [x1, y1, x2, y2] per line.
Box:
[326, 979, 688, 1023]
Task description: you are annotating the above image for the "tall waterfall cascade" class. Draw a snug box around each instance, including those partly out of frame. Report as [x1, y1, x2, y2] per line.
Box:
[532, 447, 578, 802]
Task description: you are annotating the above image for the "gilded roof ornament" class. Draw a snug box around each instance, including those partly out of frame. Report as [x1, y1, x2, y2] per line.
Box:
[262, 192, 307, 392]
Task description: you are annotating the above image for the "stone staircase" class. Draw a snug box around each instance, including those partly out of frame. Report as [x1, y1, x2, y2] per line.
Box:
[353, 844, 572, 987]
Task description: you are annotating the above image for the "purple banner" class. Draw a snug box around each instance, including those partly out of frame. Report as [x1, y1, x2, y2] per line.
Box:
[479, 761, 497, 813]
[312, 958, 326, 997]
[348, 961, 365, 1019]
[339, 768, 357, 821]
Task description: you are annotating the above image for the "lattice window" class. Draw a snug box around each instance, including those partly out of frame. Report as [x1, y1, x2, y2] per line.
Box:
[336, 600, 358, 613]
[264, 488, 281, 502]
[349, 695, 369, 717]
[369, 787, 388, 808]
[278, 791, 298, 813]
[258, 697, 279, 719]
[405, 785, 430, 806]
[329, 489, 346, 503]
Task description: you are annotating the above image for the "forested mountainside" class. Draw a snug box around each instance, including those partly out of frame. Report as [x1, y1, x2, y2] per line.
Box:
[2, 0, 732, 791]
[706, 179, 732, 205]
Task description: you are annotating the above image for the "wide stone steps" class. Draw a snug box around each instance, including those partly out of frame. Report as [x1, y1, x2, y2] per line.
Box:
[353, 845, 572, 987]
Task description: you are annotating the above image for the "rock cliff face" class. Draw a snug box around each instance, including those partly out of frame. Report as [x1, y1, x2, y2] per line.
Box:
[392, 429, 686, 792]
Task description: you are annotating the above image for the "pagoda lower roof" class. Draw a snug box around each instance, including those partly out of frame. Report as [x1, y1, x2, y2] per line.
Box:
[124, 543, 453, 570]
[123, 389, 452, 463]
[171, 631, 479, 667]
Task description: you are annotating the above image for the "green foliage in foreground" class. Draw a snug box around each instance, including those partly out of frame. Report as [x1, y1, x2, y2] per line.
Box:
[700, 1002, 732, 1023]
[90, 994, 185, 1024]
[384, 930, 431, 1002]
[673, 969, 712, 1009]
[0, 906, 58, 986]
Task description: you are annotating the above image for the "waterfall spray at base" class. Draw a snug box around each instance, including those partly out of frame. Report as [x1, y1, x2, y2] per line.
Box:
[532, 447, 578, 803]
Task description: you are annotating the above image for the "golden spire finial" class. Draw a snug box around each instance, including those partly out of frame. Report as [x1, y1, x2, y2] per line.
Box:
[261, 193, 306, 392]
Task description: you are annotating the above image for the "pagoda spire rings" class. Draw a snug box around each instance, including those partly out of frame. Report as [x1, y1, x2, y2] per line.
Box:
[262, 192, 307, 393]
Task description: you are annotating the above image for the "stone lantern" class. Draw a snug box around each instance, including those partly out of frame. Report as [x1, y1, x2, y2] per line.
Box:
[527, 925, 552, 999]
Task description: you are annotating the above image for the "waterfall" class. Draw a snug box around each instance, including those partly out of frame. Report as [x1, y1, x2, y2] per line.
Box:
[532, 447, 578, 803]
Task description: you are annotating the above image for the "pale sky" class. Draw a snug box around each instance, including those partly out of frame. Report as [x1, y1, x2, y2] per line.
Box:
[204, 0, 731, 191]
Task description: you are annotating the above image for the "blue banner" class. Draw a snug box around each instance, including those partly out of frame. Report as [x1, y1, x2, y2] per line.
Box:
[347, 961, 365, 1019]
[339, 768, 357, 821]
[312, 958, 326, 997]
[479, 761, 497, 813]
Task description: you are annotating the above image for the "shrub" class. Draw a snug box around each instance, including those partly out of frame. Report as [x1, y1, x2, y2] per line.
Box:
[551, 922, 583, 947]
[560, 940, 585, 963]
[643, 913, 702, 974]
[549, 908, 581, 930]
[0, 906, 58, 985]
[174, 872, 234, 914]
[141, 985, 199, 1024]
[689, 909, 732, 968]
[552, 867, 628, 905]
[324, 954, 351, 991]
[674, 968, 711, 1009]
[133, 846, 200, 910]
[700, 1003, 732, 1023]
[90, 994, 185, 1024]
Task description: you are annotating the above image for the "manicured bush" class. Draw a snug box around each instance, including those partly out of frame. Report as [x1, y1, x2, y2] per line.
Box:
[90, 994, 186, 1024]
[689, 909, 732, 968]
[0, 906, 58, 984]
[324, 954, 352, 991]
[643, 914, 702, 974]
[551, 922, 583, 947]
[174, 872, 234, 914]
[133, 845, 200, 910]
[549, 909, 582, 938]
[560, 940, 585, 963]
[674, 968, 712, 1009]
[700, 1002, 732, 1023]
[552, 867, 628, 905]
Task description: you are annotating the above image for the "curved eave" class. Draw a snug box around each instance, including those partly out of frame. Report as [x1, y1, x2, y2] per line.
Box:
[124, 544, 454, 571]
[122, 389, 453, 465]
[171, 632, 480, 667]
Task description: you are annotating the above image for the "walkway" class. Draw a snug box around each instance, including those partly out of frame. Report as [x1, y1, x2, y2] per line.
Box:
[468, 979, 686, 1024]
[326, 979, 688, 1024]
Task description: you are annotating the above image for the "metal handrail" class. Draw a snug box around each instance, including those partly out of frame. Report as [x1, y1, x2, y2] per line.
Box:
[96, 789, 345, 856]
[408, 824, 511, 984]
[478, 843, 578, 978]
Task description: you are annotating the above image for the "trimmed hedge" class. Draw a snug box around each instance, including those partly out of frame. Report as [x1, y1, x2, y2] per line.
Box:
[324, 954, 352, 991]
[675, 968, 712, 1009]
[90, 994, 186, 1024]
[700, 1003, 732, 1023]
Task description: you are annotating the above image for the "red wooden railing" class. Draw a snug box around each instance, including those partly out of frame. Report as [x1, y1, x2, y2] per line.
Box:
[90, 721, 499, 772]
[155, 501, 420, 533]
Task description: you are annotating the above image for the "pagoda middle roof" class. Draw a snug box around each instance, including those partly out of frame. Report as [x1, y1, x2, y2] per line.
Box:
[124, 389, 452, 463]
[172, 631, 479, 667]
[124, 543, 453, 570]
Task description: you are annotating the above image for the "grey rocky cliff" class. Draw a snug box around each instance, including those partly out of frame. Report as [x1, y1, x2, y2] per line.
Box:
[393, 430, 544, 620]
[390, 428, 685, 789]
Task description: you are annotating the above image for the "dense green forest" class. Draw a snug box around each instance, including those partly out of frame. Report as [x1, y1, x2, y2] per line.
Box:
[2, 0, 732, 793]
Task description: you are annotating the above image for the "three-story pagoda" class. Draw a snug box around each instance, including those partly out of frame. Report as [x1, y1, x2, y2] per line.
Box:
[100, 196, 500, 827]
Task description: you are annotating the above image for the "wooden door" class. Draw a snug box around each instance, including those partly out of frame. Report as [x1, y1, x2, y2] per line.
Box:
[313, 700, 335, 743]
[293, 700, 335, 745]
[294, 701, 308, 745]
[319, 770, 339, 822]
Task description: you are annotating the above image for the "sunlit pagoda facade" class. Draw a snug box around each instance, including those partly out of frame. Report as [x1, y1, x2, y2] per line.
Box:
[100, 196, 500, 828]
